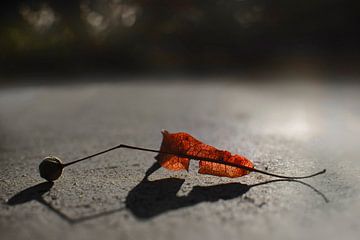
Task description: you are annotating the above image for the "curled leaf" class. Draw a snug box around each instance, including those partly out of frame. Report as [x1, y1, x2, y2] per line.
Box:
[155, 130, 254, 178]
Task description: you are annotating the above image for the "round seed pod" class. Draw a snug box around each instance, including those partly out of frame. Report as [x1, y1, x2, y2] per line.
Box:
[39, 156, 64, 182]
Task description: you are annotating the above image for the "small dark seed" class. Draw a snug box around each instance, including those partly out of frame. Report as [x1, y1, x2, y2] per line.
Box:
[39, 156, 63, 182]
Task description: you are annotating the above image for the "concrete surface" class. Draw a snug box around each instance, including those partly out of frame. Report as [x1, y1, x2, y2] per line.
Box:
[0, 79, 359, 240]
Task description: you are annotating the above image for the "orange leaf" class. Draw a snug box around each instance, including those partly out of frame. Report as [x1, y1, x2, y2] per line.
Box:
[155, 130, 254, 178]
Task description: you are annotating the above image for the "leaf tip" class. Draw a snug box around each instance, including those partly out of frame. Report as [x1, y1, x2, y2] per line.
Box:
[161, 129, 170, 135]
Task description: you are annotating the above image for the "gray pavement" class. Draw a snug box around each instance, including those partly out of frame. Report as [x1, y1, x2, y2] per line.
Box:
[0, 79, 359, 240]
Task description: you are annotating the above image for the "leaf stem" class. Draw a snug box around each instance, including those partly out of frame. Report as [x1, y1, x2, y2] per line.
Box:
[63, 144, 326, 179]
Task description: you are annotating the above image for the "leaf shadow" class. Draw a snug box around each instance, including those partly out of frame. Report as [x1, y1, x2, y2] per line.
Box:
[125, 162, 329, 219]
[7, 162, 328, 223]
[125, 178, 251, 219]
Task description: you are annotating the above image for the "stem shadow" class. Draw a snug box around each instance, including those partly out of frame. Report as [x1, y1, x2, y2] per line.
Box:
[6, 182, 124, 224]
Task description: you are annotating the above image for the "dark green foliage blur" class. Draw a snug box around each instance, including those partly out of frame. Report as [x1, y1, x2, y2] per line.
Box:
[1, 0, 359, 75]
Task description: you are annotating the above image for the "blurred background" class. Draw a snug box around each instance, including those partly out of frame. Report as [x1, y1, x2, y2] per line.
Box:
[1, 0, 359, 79]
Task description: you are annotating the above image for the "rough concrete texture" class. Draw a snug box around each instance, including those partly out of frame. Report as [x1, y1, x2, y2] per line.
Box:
[0, 79, 359, 240]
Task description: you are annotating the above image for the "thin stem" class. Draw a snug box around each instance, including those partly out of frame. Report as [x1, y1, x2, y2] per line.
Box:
[63, 145, 122, 167]
[63, 144, 326, 180]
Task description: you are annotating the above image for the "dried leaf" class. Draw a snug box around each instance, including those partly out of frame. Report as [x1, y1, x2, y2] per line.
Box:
[155, 130, 254, 178]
